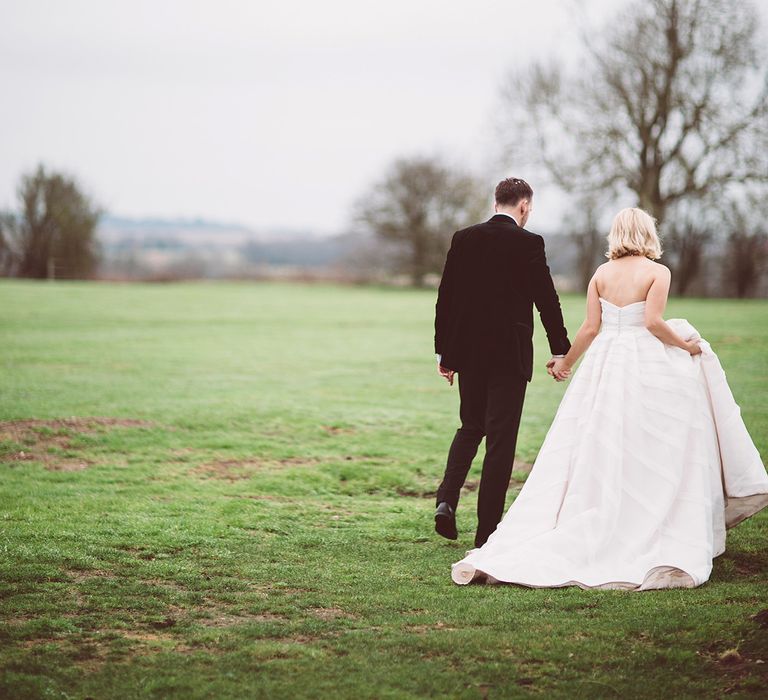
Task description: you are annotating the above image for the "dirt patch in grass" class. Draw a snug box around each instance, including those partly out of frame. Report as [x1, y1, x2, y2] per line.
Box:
[19, 637, 63, 649]
[10, 605, 296, 666]
[317, 502, 356, 513]
[719, 549, 768, 576]
[4, 615, 43, 626]
[14, 628, 212, 674]
[268, 585, 315, 595]
[405, 621, 460, 633]
[64, 568, 119, 586]
[750, 609, 768, 628]
[10, 604, 341, 672]
[1, 417, 154, 471]
[194, 611, 290, 627]
[225, 493, 298, 502]
[317, 504, 357, 521]
[322, 425, 355, 435]
[114, 544, 195, 562]
[115, 544, 162, 559]
[120, 630, 178, 642]
[189, 456, 321, 481]
[1, 417, 152, 432]
[91, 634, 220, 668]
[395, 486, 438, 498]
[137, 577, 191, 592]
[699, 634, 768, 695]
[307, 606, 357, 621]
[269, 633, 337, 644]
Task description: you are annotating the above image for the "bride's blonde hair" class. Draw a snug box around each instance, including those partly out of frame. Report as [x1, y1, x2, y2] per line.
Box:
[606, 207, 662, 260]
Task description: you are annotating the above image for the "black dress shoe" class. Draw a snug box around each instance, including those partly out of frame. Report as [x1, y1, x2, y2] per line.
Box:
[434, 502, 458, 540]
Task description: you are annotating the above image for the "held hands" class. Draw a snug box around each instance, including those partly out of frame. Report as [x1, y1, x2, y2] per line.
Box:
[438, 364, 455, 386]
[546, 357, 572, 382]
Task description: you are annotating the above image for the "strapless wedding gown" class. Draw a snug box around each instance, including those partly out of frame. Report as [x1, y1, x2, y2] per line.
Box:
[451, 298, 768, 590]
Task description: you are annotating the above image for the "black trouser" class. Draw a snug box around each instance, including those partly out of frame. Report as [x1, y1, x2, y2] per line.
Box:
[435, 361, 527, 548]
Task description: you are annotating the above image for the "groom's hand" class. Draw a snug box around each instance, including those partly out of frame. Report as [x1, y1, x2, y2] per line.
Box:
[545, 357, 558, 377]
[550, 358, 572, 382]
[438, 365, 455, 386]
[546, 356, 570, 382]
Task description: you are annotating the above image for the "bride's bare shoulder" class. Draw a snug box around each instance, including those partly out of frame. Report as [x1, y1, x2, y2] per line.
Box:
[648, 259, 671, 278]
[593, 260, 611, 275]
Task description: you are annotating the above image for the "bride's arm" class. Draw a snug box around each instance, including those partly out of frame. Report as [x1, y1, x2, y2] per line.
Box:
[552, 275, 602, 379]
[644, 266, 700, 354]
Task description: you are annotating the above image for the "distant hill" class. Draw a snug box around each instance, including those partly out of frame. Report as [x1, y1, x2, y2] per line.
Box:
[98, 215, 329, 247]
[96, 214, 576, 283]
[96, 214, 353, 279]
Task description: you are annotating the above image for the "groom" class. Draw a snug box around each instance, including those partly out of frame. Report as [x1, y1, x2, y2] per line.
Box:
[433, 177, 571, 548]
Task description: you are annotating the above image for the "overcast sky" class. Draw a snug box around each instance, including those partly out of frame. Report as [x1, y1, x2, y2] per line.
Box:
[0, 0, 742, 235]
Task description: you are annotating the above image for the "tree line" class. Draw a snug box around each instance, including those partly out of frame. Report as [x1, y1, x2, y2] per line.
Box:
[354, 0, 768, 296]
[2, 0, 766, 295]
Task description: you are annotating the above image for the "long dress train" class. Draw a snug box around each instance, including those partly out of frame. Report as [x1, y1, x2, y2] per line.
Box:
[451, 299, 768, 590]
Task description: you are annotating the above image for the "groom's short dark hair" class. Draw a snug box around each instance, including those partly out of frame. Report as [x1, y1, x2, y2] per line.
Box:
[495, 177, 533, 206]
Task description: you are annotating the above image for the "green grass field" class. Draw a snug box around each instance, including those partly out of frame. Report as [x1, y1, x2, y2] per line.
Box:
[1, 279, 767, 699]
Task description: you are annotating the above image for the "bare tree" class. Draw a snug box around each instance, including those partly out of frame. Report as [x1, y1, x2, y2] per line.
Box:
[353, 156, 488, 287]
[661, 197, 723, 295]
[500, 0, 768, 227]
[664, 220, 712, 295]
[722, 193, 768, 297]
[0, 213, 15, 276]
[0, 164, 102, 279]
[565, 195, 605, 292]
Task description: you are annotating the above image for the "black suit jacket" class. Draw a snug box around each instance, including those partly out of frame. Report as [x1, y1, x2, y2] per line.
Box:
[434, 214, 571, 381]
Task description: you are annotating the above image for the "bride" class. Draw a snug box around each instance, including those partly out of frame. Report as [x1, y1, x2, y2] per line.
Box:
[451, 207, 768, 590]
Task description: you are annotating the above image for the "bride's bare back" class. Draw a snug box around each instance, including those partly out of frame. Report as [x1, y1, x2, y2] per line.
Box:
[594, 256, 664, 307]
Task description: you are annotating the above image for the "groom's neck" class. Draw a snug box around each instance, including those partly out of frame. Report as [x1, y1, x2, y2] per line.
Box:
[495, 207, 520, 222]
